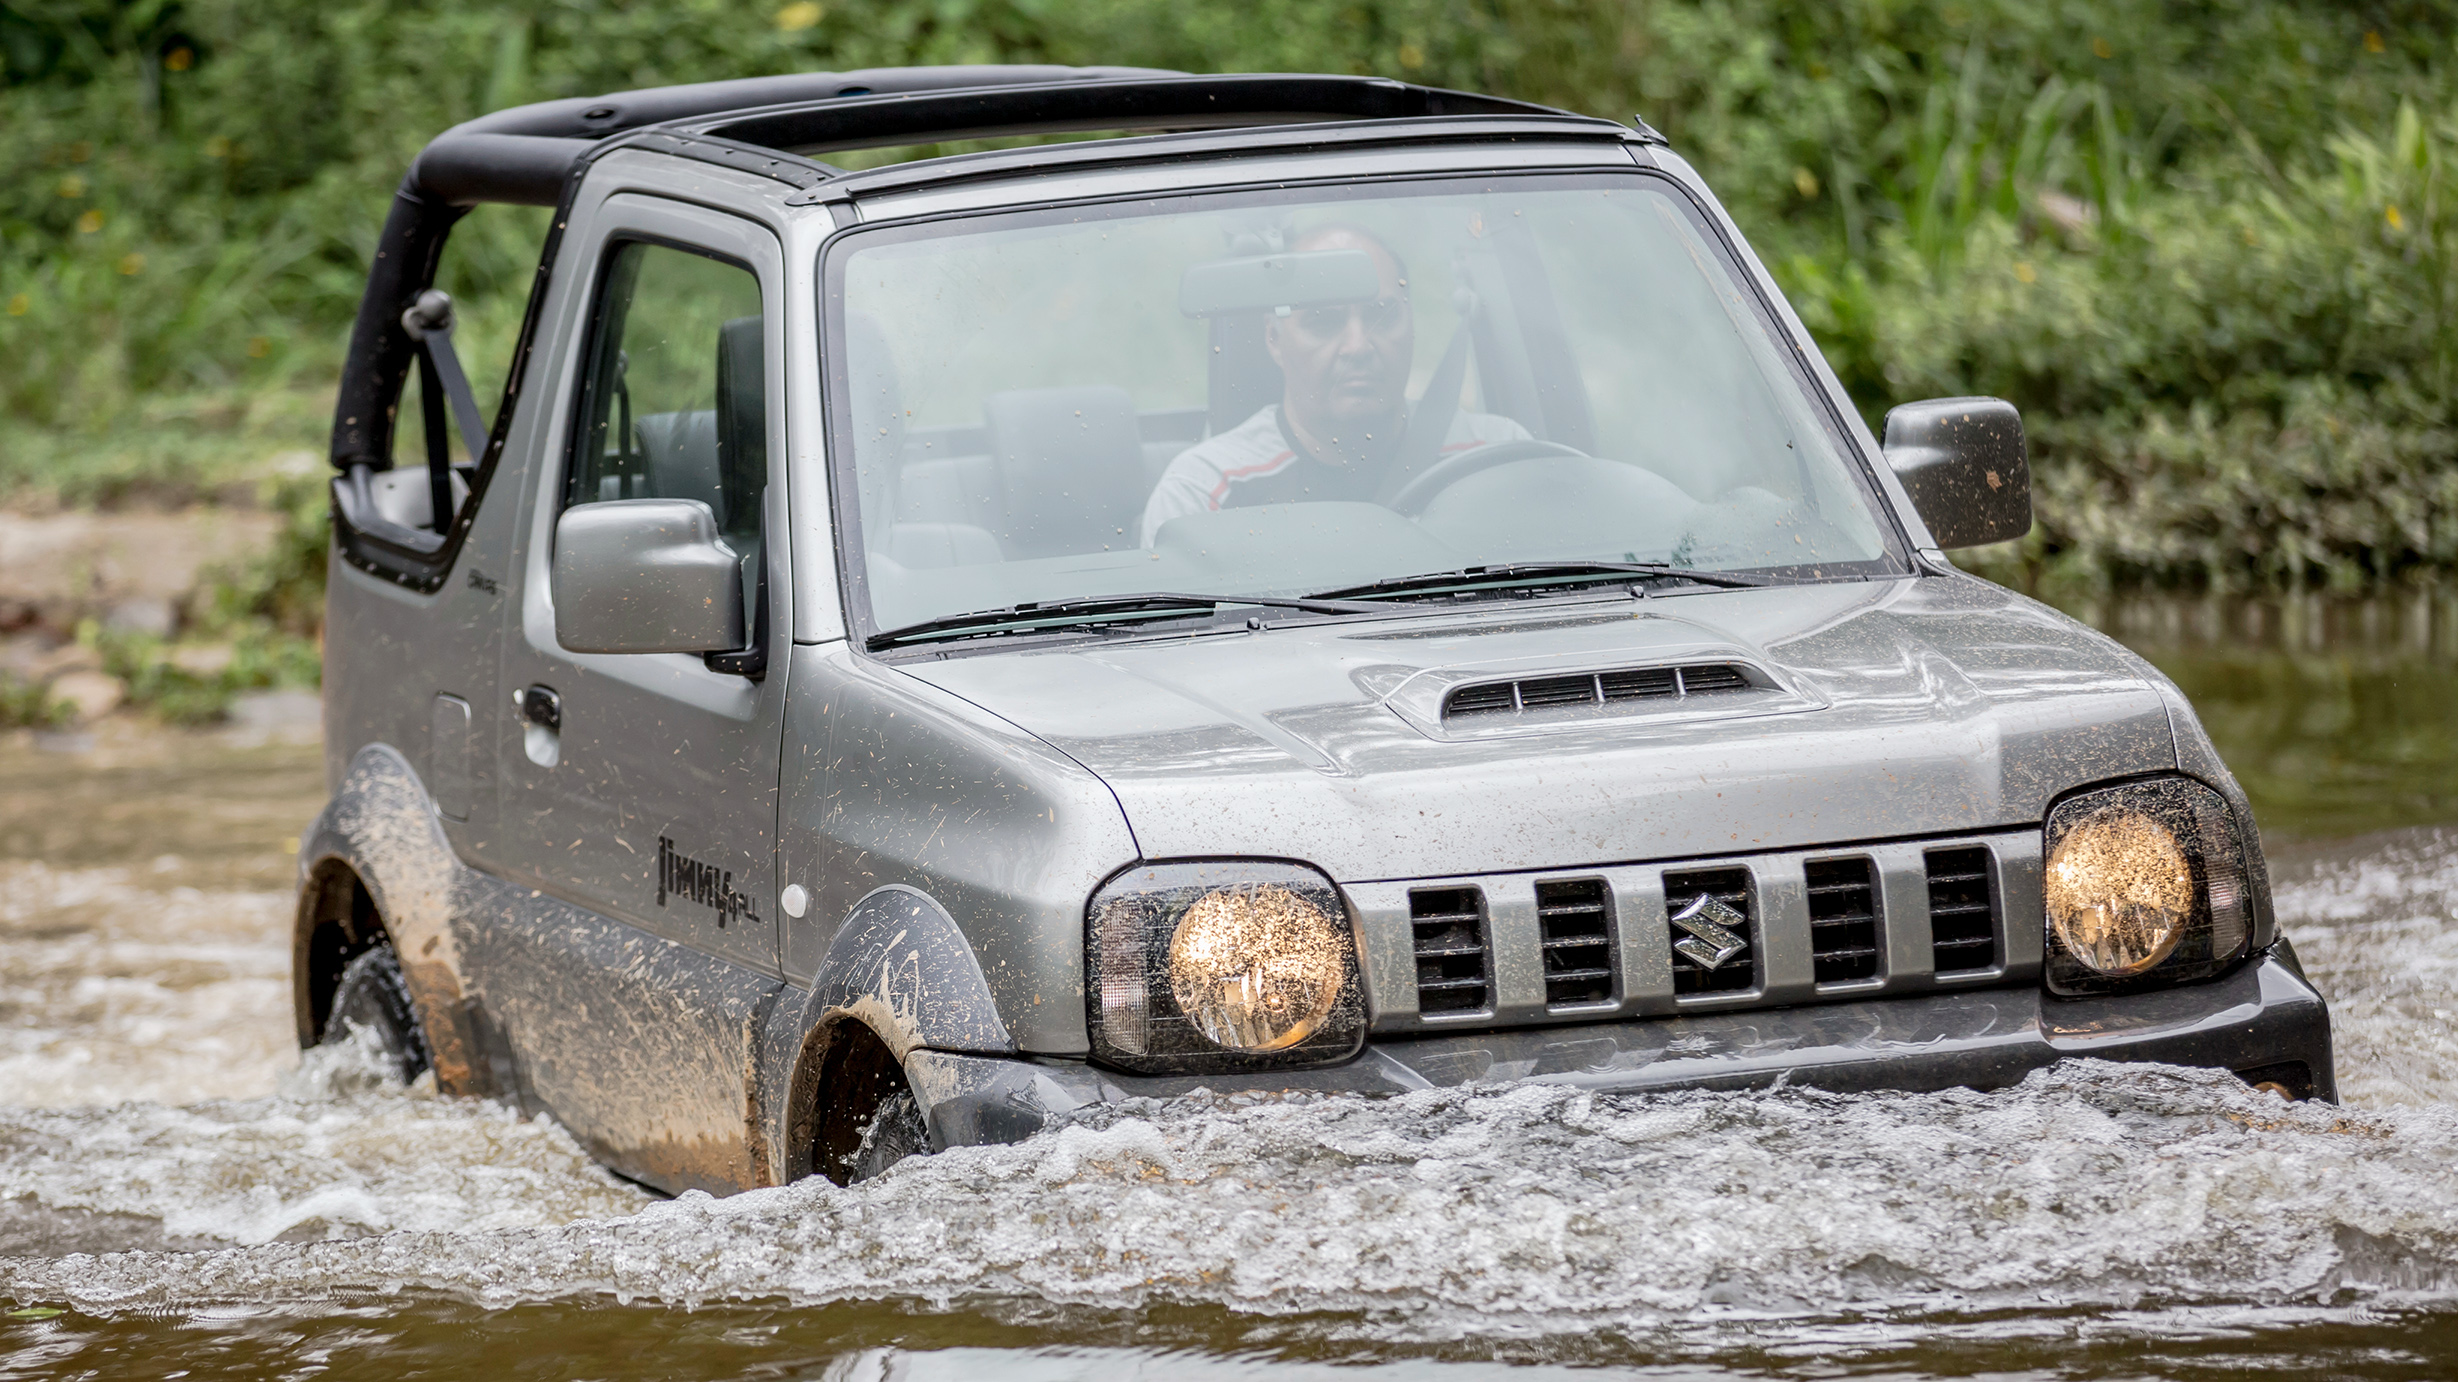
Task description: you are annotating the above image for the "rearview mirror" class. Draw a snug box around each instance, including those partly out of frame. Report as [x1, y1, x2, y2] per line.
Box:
[1882, 396, 2032, 549]
[552, 499, 744, 655]
[1179, 249, 1380, 317]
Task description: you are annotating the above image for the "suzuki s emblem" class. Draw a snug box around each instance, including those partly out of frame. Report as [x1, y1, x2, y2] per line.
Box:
[1669, 894, 1749, 970]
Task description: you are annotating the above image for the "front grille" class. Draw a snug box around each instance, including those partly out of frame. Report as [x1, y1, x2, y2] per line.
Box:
[1353, 831, 2030, 1033]
[1411, 887, 1490, 1014]
[1536, 878, 1614, 1007]
[1442, 663, 1761, 721]
[1926, 846, 1997, 972]
[1806, 857, 1880, 983]
[1663, 867, 1754, 994]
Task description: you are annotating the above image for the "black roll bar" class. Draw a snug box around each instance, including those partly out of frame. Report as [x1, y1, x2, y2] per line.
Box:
[326, 65, 1582, 588]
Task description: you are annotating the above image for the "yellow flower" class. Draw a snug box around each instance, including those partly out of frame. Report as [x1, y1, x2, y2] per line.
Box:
[6, 293, 29, 317]
[1792, 165, 1820, 199]
[2364, 30, 2386, 54]
[57, 173, 86, 199]
[775, 1, 822, 31]
[2013, 260, 2038, 284]
[1398, 42, 1425, 70]
[76, 209, 104, 234]
[2386, 204, 2406, 231]
[118, 252, 147, 276]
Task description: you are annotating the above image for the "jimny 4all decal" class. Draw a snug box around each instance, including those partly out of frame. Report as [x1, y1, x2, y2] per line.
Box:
[657, 836, 760, 929]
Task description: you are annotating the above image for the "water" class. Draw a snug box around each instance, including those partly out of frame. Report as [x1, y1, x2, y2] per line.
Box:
[4, 598, 2456, 1378]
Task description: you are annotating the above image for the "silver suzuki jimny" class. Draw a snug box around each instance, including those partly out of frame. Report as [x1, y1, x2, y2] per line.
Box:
[299, 65, 2333, 1191]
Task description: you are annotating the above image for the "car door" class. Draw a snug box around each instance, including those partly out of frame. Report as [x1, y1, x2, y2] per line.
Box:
[494, 196, 788, 976]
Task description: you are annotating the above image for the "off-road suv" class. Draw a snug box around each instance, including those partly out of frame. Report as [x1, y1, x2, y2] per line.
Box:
[297, 65, 2333, 1192]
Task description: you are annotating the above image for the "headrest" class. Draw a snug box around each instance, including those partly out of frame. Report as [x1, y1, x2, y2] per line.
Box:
[714, 315, 765, 545]
[985, 385, 1144, 550]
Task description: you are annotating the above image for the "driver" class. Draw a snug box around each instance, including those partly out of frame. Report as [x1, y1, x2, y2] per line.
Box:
[1137, 224, 1529, 547]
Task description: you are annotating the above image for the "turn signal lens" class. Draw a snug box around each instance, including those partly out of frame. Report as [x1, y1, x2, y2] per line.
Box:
[1168, 886, 1346, 1051]
[2045, 808, 2193, 975]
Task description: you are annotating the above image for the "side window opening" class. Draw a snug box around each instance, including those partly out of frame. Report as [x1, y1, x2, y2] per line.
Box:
[570, 240, 770, 644]
[384, 204, 551, 532]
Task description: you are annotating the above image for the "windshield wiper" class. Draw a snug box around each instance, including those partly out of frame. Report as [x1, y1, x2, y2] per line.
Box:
[867, 591, 1384, 650]
[1305, 561, 1791, 603]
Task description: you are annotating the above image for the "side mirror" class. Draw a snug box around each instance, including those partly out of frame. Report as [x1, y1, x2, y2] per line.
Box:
[1882, 396, 2032, 549]
[552, 499, 744, 655]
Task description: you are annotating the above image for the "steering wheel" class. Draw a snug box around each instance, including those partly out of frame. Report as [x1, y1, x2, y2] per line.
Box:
[1385, 437, 1593, 516]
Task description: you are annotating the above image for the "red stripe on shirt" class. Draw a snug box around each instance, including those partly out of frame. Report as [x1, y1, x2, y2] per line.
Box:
[1207, 449, 1297, 508]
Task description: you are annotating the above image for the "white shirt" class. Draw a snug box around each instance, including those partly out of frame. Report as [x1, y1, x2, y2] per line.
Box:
[1138, 405, 1531, 547]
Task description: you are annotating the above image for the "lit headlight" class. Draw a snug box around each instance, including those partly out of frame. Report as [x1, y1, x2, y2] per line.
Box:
[1089, 862, 1365, 1073]
[2042, 778, 2255, 996]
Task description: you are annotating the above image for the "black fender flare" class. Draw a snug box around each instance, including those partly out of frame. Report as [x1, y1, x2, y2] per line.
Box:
[760, 885, 1018, 1181]
[293, 742, 488, 1094]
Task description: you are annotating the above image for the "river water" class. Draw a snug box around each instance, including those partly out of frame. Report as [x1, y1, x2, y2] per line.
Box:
[4, 594, 2456, 1378]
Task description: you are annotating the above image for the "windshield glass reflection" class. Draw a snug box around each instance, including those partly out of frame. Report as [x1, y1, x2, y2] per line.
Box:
[828, 175, 1899, 637]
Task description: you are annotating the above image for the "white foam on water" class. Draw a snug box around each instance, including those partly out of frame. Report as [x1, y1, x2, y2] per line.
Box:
[0, 1034, 649, 1254]
[2273, 827, 2458, 1107]
[7, 1061, 2458, 1339]
[0, 860, 296, 1108]
[3, 830, 2456, 1357]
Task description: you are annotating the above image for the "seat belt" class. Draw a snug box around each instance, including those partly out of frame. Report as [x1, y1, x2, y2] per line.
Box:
[1379, 303, 1475, 505]
[398, 289, 491, 532]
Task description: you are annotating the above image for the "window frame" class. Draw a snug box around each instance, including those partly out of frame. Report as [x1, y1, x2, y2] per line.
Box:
[561, 231, 771, 535]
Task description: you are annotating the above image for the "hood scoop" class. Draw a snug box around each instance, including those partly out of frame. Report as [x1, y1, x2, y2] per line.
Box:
[1442, 662, 1762, 722]
[1383, 654, 1822, 741]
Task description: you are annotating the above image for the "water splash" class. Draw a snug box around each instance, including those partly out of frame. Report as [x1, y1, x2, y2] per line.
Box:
[0, 1034, 648, 1257]
[7, 1061, 2457, 1335]
[2272, 827, 2458, 1107]
[7, 823, 2458, 1365]
[0, 860, 295, 1109]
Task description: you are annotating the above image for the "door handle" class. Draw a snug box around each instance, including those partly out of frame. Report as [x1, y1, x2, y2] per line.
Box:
[519, 684, 561, 731]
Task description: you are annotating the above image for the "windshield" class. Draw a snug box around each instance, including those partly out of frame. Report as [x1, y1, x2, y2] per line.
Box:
[825, 172, 1901, 638]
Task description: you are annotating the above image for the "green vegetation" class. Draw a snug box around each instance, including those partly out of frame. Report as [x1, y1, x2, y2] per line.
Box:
[5, 0, 2455, 591]
[0, 673, 71, 730]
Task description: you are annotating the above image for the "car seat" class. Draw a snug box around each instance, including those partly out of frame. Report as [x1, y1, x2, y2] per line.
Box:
[844, 310, 1004, 569]
[632, 410, 723, 522]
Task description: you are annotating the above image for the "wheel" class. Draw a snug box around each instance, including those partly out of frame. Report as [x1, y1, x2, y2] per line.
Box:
[814, 1021, 932, 1185]
[847, 1091, 930, 1183]
[325, 945, 433, 1085]
[1385, 437, 1592, 514]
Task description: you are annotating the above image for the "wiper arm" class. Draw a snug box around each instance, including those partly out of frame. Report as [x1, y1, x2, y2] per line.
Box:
[1305, 561, 1789, 602]
[867, 591, 1383, 650]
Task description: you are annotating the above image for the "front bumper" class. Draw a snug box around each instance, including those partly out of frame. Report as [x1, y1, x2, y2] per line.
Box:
[904, 945, 2334, 1150]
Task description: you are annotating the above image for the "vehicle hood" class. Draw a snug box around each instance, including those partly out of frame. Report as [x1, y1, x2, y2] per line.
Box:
[901, 576, 2177, 882]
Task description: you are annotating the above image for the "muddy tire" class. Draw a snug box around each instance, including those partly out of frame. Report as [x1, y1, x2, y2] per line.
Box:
[849, 1092, 930, 1183]
[815, 1022, 931, 1185]
[325, 946, 432, 1085]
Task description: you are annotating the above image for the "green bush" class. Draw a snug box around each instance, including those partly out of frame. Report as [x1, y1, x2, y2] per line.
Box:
[4, 0, 2454, 589]
[0, 674, 71, 730]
